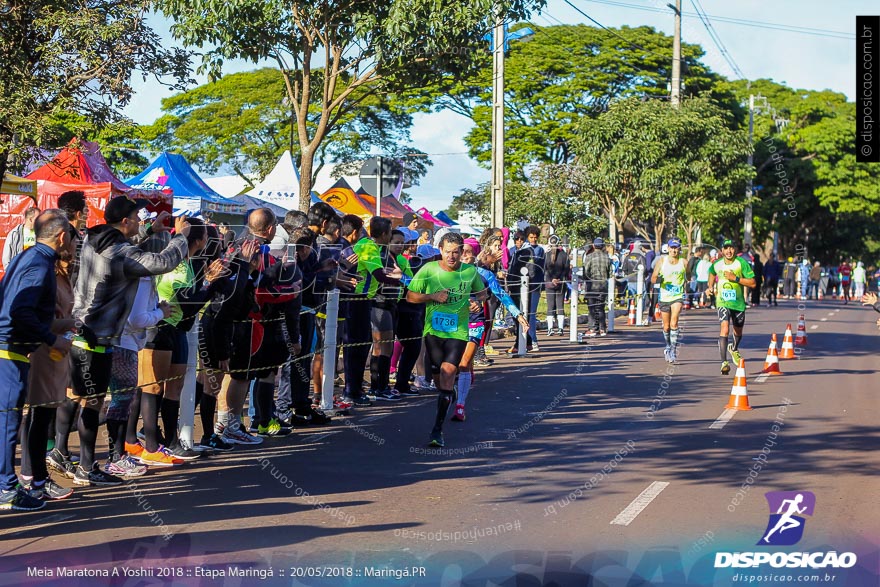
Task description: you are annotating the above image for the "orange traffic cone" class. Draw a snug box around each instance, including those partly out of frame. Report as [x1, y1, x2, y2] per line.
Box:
[779, 324, 796, 359]
[795, 314, 808, 346]
[725, 358, 752, 410]
[627, 299, 636, 325]
[761, 334, 783, 375]
[654, 303, 662, 321]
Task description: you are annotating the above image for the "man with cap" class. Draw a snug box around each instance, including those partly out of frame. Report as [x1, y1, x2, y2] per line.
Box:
[582, 237, 612, 337]
[706, 239, 756, 375]
[401, 212, 420, 243]
[53, 197, 190, 486]
[650, 238, 687, 362]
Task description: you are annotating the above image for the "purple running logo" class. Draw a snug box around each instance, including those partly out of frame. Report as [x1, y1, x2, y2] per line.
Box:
[758, 491, 816, 546]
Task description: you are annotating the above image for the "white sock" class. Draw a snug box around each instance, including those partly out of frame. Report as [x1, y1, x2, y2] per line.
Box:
[458, 371, 472, 407]
[557, 314, 565, 331]
[546, 315, 555, 332]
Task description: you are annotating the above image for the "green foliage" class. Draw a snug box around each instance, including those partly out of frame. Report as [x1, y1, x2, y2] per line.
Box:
[0, 1, 190, 178]
[156, 0, 546, 210]
[573, 96, 752, 248]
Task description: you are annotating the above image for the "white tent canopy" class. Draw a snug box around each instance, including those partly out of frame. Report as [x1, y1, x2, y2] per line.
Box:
[246, 150, 301, 210]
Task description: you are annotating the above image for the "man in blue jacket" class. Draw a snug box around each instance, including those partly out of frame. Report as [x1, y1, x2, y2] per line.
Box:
[0, 210, 75, 512]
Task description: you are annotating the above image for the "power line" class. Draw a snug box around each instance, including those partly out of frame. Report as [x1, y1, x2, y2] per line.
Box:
[560, 0, 672, 62]
[689, 0, 745, 79]
[577, 0, 854, 40]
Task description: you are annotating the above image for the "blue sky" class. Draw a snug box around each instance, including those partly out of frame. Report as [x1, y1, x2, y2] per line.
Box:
[124, 0, 869, 211]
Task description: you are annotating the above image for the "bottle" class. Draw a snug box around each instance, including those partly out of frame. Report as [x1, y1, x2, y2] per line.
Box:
[49, 332, 75, 362]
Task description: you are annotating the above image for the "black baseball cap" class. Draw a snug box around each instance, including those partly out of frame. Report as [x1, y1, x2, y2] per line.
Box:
[105, 197, 149, 224]
[403, 212, 418, 225]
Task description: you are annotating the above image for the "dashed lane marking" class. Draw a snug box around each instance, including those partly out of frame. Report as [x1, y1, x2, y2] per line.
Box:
[810, 325, 818, 330]
[821, 318, 828, 321]
[709, 408, 737, 430]
[610, 481, 670, 526]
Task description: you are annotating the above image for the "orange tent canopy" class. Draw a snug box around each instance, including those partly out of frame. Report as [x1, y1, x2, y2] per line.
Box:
[319, 178, 372, 219]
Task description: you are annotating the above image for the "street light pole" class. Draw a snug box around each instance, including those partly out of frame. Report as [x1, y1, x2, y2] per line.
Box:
[490, 6, 505, 229]
[669, 0, 682, 107]
[744, 94, 755, 246]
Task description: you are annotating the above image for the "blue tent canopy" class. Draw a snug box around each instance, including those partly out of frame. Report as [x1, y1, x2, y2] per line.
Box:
[232, 193, 288, 218]
[435, 211, 458, 226]
[126, 152, 245, 215]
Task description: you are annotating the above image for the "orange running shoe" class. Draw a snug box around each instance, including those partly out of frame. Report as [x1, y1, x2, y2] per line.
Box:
[124, 442, 144, 459]
[138, 449, 183, 467]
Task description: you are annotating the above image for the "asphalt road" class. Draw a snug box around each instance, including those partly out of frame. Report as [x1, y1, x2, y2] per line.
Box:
[0, 299, 877, 587]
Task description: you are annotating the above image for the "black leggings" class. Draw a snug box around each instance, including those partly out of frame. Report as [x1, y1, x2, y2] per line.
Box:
[424, 334, 468, 372]
[395, 310, 424, 391]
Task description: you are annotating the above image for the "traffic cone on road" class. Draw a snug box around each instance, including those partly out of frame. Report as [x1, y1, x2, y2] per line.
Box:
[627, 299, 636, 325]
[654, 303, 662, 321]
[779, 324, 796, 359]
[725, 358, 752, 411]
[795, 314, 808, 346]
[761, 334, 783, 375]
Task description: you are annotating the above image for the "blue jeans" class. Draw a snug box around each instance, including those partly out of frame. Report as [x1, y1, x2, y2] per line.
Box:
[0, 358, 29, 491]
[528, 291, 540, 344]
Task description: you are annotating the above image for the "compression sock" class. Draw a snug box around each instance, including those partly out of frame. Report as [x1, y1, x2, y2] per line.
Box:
[77, 407, 100, 471]
[54, 399, 78, 456]
[557, 314, 565, 332]
[141, 393, 162, 453]
[390, 342, 402, 373]
[105, 419, 127, 461]
[433, 390, 454, 433]
[457, 371, 472, 407]
[670, 328, 680, 350]
[369, 355, 381, 391]
[546, 315, 555, 333]
[126, 389, 142, 445]
[255, 381, 275, 426]
[719, 336, 729, 361]
[216, 408, 229, 435]
[160, 398, 181, 446]
[732, 332, 742, 352]
[663, 329, 672, 349]
[200, 394, 217, 438]
[377, 355, 391, 391]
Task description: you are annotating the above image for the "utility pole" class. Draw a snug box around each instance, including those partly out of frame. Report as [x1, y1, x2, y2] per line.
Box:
[744, 94, 755, 247]
[669, 1, 682, 107]
[490, 4, 505, 229]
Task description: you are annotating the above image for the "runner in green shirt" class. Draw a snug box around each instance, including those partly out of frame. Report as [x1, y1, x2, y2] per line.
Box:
[407, 231, 487, 447]
[650, 237, 686, 363]
[706, 239, 756, 375]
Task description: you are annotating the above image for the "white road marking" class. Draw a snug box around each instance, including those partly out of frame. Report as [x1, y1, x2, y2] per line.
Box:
[610, 481, 670, 526]
[820, 318, 827, 321]
[835, 309, 841, 313]
[709, 409, 737, 429]
[755, 374, 769, 383]
[827, 312, 835, 316]
[810, 325, 818, 330]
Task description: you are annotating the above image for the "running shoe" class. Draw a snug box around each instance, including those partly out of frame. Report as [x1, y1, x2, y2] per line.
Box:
[0, 486, 46, 511]
[104, 457, 148, 478]
[474, 355, 493, 367]
[531, 343, 540, 352]
[45, 448, 77, 479]
[73, 463, 124, 487]
[334, 397, 355, 409]
[258, 418, 293, 437]
[222, 424, 264, 446]
[669, 349, 677, 364]
[293, 408, 332, 426]
[585, 331, 598, 338]
[428, 430, 445, 447]
[599, 331, 608, 337]
[388, 387, 401, 398]
[451, 405, 466, 422]
[139, 449, 182, 467]
[198, 434, 234, 452]
[124, 442, 145, 459]
[728, 344, 742, 366]
[343, 394, 372, 407]
[664, 347, 672, 363]
[396, 386, 420, 396]
[484, 344, 499, 355]
[374, 388, 401, 402]
[413, 376, 436, 391]
[334, 376, 345, 387]
[364, 389, 378, 401]
[720, 361, 731, 375]
[165, 442, 202, 461]
[24, 477, 74, 501]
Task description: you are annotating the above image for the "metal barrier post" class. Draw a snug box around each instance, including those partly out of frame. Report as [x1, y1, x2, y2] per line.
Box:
[179, 317, 199, 449]
[569, 248, 579, 343]
[321, 289, 340, 413]
[516, 267, 529, 356]
[607, 276, 616, 333]
[636, 264, 645, 327]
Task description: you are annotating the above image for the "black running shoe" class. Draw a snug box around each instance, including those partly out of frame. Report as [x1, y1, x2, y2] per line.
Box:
[199, 433, 234, 452]
[0, 486, 46, 511]
[293, 408, 333, 426]
[344, 394, 372, 407]
[396, 386, 420, 396]
[25, 477, 74, 501]
[428, 430, 445, 447]
[73, 464, 123, 487]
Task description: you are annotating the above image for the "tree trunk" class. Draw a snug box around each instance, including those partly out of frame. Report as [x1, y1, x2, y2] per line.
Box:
[298, 147, 314, 212]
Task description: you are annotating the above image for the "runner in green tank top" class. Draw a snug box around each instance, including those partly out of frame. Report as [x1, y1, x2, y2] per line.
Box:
[650, 238, 686, 363]
[706, 239, 756, 375]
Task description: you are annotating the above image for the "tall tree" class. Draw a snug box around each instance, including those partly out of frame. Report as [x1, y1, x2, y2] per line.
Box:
[418, 23, 723, 176]
[158, 0, 546, 211]
[0, 1, 190, 180]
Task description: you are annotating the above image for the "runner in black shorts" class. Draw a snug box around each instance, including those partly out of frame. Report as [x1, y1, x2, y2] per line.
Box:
[407, 232, 487, 447]
[706, 239, 756, 375]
